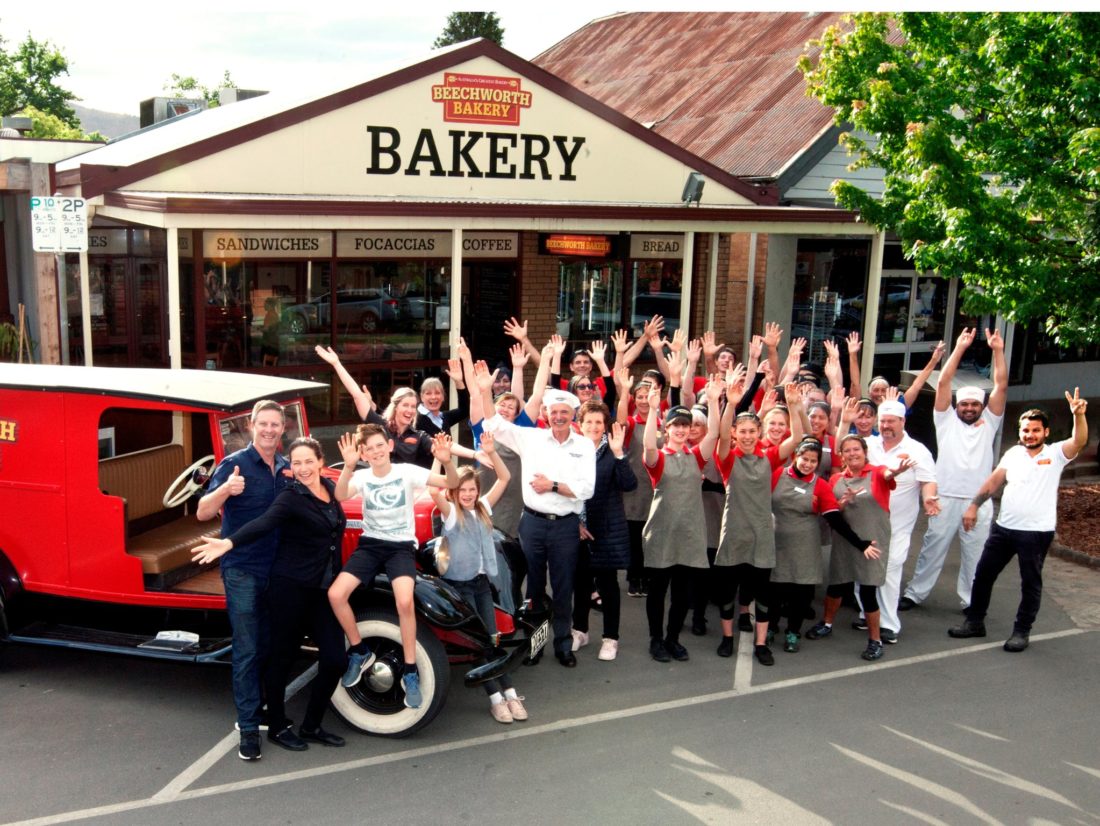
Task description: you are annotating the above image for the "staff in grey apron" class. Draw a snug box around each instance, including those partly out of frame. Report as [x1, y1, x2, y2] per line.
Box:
[642, 379, 723, 664]
[758, 438, 876, 666]
[713, 381, 805, 658]
[806, 434, 913, 661]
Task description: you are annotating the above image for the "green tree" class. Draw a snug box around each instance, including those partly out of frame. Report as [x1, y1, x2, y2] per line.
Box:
[801, 12, 1100, 345]
[164, 70, 236, 107]
[18, 104, 105, 142]
[433, 12, 504, 48]
[0, 31, 79, 127]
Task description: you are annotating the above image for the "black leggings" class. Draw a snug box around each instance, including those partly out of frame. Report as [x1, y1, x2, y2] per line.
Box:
[646, 566, 692, 643]
[827, 582, 880, 613]
[715, 564, 771, 620]
[691, 547, 718, 623]
[265, 576, 345, 732]
[762, 582, 816, 635]
[573, 545, 622, 640]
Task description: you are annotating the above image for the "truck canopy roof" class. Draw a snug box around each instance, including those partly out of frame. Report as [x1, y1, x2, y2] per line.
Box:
[0, 364, 326, 411]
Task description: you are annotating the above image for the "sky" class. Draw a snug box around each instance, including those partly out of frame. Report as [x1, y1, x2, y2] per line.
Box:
[0, 3, 622, 115]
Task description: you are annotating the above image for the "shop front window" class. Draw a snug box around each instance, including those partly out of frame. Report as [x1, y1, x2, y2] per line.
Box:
[557, 260, 622, 342]
[790, 241, 870, 368]
[631, 260, 682, 335]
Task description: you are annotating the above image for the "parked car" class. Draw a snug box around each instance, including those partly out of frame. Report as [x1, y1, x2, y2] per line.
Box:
[282, 289, 400, 334]
[0, 364, 545, 738]
[631, 292, 682, 334]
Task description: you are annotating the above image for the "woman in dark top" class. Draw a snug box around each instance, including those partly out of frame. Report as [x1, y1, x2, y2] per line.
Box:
[417, 371, 470, 436]
[192, 437, 348, 752]
[572, 401, 637, 661]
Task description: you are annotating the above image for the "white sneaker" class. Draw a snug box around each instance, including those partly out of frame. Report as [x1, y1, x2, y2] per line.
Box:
[489, 701, 513, 724]
[571, 628, 590, 651]
[598, 638, 618, 661]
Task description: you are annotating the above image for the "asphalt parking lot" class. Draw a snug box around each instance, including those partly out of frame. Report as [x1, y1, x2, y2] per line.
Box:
[2, 543, 1099, 825]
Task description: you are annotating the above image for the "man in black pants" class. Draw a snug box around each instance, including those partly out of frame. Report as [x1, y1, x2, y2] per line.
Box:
[949, 390, 1088, 652]
[482, 389, 596, 666]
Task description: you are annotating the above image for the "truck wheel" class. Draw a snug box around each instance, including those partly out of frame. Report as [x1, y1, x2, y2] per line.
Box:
[329, 607, 449, 738]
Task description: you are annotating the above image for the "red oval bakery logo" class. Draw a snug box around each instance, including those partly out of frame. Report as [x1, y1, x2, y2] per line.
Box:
[431, 73, 533, 126]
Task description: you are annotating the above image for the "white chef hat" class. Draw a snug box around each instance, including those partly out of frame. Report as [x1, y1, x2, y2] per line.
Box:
[956, 386, 985, 404]
[878, 400, 907, 419]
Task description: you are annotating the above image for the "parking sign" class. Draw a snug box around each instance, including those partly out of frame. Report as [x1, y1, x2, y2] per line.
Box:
[30, 196, 88, 252]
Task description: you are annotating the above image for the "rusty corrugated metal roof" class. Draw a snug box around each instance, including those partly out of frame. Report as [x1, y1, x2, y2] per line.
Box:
[534, 11, 849, 180]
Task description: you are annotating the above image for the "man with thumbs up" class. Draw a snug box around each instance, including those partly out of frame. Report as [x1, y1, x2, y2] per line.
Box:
[198, 399, 289, 760]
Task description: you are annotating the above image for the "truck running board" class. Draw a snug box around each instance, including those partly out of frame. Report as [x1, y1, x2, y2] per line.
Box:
[8, 622, 232, 663]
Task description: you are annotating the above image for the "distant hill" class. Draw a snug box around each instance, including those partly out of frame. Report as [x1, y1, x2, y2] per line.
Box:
[72, 103, 140, 140]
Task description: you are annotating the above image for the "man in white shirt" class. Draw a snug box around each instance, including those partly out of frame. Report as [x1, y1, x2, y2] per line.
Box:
[950, 390, 1089, 652]
[901, 328, 1007, 611]
[866, 400, 940, 642]
[483, 389, 596, 667]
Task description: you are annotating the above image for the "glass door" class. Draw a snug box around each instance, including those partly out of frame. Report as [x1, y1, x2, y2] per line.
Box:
[873, 271, 953, 373]
[133, 259, 168, 367]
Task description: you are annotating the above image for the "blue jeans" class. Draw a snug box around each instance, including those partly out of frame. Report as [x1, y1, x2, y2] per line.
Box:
[222, 567, 270, 732]
[444, 575, 512, 695]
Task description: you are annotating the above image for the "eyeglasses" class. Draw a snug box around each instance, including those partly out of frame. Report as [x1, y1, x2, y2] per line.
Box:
[575, 383, 593, 390]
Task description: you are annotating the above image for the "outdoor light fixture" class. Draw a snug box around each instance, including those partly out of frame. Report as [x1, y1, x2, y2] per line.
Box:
[681, 172, 705, 205]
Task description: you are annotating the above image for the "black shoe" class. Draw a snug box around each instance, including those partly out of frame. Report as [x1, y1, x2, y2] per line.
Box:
[268, 726, 308, 752]
[716, 636, 735, 658]
[879, 628, 898, 645]
[898, 596, 918, 612]
[649, 638, 671, 663]
[299, 726, 346, 747]
[238, 731, 261, 761]
[737, 613, 754, 634]
[754, 645, 775, 666]
[666, 640, 690, 661]
[691, 617, 707, 636]
[948, 620, 987, 639]
[556, 651, 578, 668]
[522, 649, 543, 666]
[1003, 631, 1030, 653]
[851, 617, 868, 631]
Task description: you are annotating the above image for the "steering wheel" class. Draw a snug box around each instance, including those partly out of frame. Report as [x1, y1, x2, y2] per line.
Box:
[163, 454, 216, 508]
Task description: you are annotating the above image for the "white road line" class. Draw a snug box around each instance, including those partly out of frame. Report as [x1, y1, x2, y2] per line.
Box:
[950, 723, 1010, 741]
[733, 629, 753, 692]
[5, 628, 1086, 826]
[151, 664, 320, 802]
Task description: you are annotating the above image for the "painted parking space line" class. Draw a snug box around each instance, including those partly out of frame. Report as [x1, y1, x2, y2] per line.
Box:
[5, 628, 1087, 826]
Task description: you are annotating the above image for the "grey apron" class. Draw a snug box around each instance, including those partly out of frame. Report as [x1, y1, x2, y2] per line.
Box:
[622, 419, 656, 522]
[642, 449, 708, 569]
[771, 470, 825, 585]
[829, 470, 890, 586]
[715, 451, 776, 568]
[477, 442, 523, 538]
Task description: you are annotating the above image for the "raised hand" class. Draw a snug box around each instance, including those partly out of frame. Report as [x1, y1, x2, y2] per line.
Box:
[705, 374, 726, 404]
[685, 337, 702, 364]
[846, 331, 861, 354]
[480, 430, 497, 453]
[314, 344, 341, 365]
[455, 336, 471, 362]
[510, 342, 529, 368]
[840, 394, 860, 424]
[763, 322, 783, 349]
[338, 433, 360, 467]
[550, 334, 566, 358]
[616, 367, 634, 393]
[955, 327, 976, 351]
[783, 381, 803, 407]
[590, 339, 608, 364]
[503, 317, 528, 342]
[669, 328, 687, 355]
[474, 360, 497, 392]
[883, 385, 901, 402]
[647, 385, 662, 410]
[822, 339, 840, 360]
[1066, 386, 1088, 416]
[608, 421, 627, 456]
[446, 358, 463, 384]
[431, 432, 453, 464]
[725, 363, 747, 391]
[611, 329, 630, 353]
[749, 335, 764, 361]
[789, 336, 807, 356]
[985, 327, 1004, 352]
[931, 340, 947, 363]
[759, 388, 779, 416]
[643, 315, 665, 341]
[701, 330, 722, 359]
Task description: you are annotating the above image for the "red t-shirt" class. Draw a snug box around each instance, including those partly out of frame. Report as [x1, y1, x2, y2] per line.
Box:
[645, 444, 706, 486]
[828, 464, 896, 512]
[771, 466, 841, 514]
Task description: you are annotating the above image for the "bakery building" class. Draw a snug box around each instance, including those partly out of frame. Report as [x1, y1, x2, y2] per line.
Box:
[40, 38, 867, 424]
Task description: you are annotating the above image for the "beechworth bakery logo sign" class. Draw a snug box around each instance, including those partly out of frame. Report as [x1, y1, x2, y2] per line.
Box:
[431, 73, 533, 126]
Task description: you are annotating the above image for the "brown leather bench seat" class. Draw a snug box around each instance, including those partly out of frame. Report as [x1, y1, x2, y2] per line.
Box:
[126, 515, 222, 574]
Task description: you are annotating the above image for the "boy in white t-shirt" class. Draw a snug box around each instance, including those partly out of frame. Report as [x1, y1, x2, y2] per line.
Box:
[330, 424, 459, 708]
[949, 389, 1089, 652]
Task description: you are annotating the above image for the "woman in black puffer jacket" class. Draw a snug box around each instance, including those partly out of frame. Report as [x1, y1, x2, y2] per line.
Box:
[571, 400, 637, 662]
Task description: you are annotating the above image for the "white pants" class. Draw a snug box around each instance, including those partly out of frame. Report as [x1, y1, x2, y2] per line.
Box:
[903, 497, 992, 608]
[878, 511, 919, 635]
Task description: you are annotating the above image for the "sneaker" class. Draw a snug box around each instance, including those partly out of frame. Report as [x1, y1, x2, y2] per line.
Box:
[402, 672, 422, 708]
[571, 628, 590, 651]
[754, 645, 775, 666]
[598, 638, 619, 661]
[238, 731, 261, 761]
[880, 628, 898, 644]
[806, 622, 832, 640]
[489, 701, 514, 724]
[737, 613, 754, 634]
[861, 640, 884, 661]
[898, 596, 918, 612]
[948, 620, 987, 639]
[716, 636, 735, 658]
[1003, 631, 1029, 653]
[666, 640, 690, 661]
[506, 696, 529, 721]
[627, 582, 643, 598]
[649, 638, 671, 663]
[851, 617, 868, 631]
[341, 647, 376, 688]
[783, 631, 801, 653]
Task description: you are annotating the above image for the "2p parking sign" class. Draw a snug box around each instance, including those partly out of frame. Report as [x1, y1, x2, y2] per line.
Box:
[30, 196, 88, 252]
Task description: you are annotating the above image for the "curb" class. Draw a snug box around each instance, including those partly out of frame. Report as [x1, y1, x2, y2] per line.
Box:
[1050, 538, 1100, 569]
